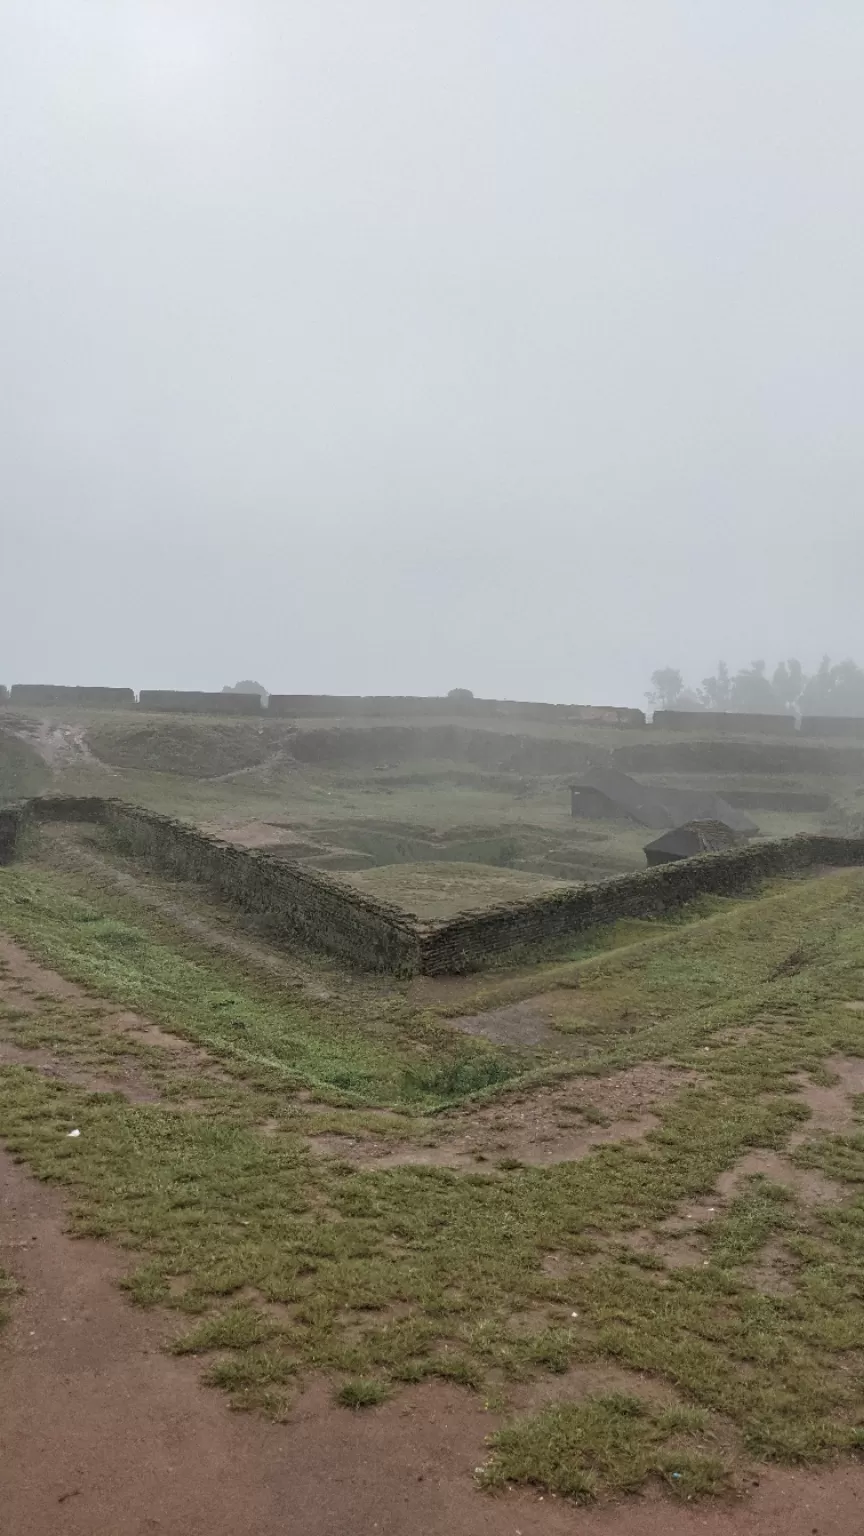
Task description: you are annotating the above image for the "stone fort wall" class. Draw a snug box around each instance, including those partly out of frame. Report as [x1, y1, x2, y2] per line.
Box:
[6, 687, 864, 740]
[2, 796, 863, 976]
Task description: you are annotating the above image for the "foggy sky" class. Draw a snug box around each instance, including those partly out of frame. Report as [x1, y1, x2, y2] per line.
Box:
[2, 2, 863, 706]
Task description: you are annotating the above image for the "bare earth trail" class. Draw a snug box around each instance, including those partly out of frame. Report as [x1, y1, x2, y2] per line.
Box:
[2, 1153, 864, 1536]
[4, 715, 110, 774]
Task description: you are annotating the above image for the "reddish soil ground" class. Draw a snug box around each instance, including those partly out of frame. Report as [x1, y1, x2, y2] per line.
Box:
[3, 1150, 864, 1536]
[307, 1064, 688, 1171]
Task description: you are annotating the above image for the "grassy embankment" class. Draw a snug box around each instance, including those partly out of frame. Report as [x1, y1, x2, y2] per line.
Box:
[2, 836, 864, 1500]
[6, 705, 858, 909]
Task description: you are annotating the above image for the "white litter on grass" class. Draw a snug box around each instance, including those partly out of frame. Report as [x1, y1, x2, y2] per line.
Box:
[66, 1129, 81, 1138]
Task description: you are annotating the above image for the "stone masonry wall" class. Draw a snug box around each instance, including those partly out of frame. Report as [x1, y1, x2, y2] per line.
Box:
[138, 691, 263, 716]
[2, 797, 864, 975]
[652, 710, 796, 736]
[418, 833, 864, 974]
[0, 796, 418, 973]
[800, 717, 864, 739]
[101, 801, 418, 972]
[268, 695, 645, 726]
[10, 685, 136, 708]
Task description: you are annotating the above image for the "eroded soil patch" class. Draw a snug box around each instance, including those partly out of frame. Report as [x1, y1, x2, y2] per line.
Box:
[614, 1151, 848, 1281]
[6, 716, 108, 773]
[0, 936, 84, 1001]
[506, 1360, 685, 1415]
[308, 1064, 694, 1171]
[0, 1040, 160, 1104]
[789, 1055, 864, 1143]
[746, 1237, 799, 1297]
[590, 1060, 864, 1276]
[716, 1149, 847, 1206]
[449, 999, 570, 1052]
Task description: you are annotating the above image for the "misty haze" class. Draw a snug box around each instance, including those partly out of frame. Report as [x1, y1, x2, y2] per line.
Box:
[3, 7, 864, 1535]
[3, 4, 863, 700]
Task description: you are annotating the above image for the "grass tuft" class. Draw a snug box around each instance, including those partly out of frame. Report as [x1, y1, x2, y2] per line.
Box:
[336, 1377, 391, 1409]
[169, 1305, 281, 1355]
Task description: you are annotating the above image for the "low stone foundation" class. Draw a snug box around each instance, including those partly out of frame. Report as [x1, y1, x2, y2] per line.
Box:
[2, 796, 863, 976]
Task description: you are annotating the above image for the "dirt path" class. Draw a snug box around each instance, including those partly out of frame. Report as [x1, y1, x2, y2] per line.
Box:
[0, 933, 224, 1099]
[5, 715, 110, 773]
[2, 1152, 864, 1536]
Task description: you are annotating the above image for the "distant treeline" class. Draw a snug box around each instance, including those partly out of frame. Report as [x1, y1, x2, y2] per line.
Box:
[650, 658, 864, 718]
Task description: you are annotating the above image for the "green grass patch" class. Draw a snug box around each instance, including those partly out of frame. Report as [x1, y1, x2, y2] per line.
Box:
[0, 728, 51, 803]
[342, 861, 570, 920]
[480, 1392, 732, 1502]
[435, 898, 741, 1011]
[0, 863, 524, 1109]
[169, 1304, 283, 1354]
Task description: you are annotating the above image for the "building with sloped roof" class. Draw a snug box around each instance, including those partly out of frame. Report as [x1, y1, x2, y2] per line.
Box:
[569, 767, 757, 835]
[644, 820, 742, 867]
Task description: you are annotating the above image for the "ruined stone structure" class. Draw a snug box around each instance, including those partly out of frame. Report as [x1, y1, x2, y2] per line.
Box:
[9, 685, 135, 708]
[137, 691, 262, 715]
[2, 796, 862, 976]
[267, 695, 645, 725]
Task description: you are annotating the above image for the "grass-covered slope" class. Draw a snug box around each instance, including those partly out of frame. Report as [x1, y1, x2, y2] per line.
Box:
[0, 728, 50, 803]
[4, 845, 864, 1500]
[7, 704, 861, 900]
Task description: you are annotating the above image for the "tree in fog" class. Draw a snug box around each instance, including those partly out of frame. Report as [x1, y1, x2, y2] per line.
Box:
[727, 660, 785, 714]
[223, 680, 269, 699]
[799, 658, 864, 717]
[652, 656, 864, 717]
[771, 659, 806, 713]
[698, 661, 732, 711]
[647, 668, 685, 708]
[698, 658, 784, 713]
